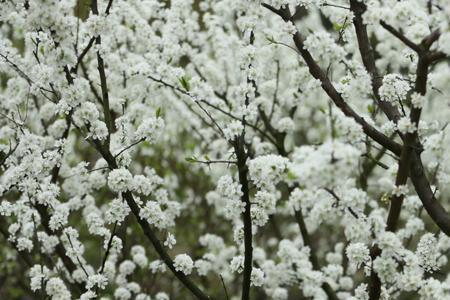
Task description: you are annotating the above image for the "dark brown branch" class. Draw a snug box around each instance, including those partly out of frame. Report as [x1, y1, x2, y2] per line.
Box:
[89, 126, 211, 300]
[379, 21, 421, 53]
[406, 53, 450, 237]
[262, 3, 402, 156]
[427, 51, 448, 63]
[147, 75, 227, 138]
[91, 0, 113, 144]
[233, 135, 252, 300]
[410, 153, 450, 235]
[0, 141, 19, 167]
[369, 45, 449, 300]
[421, 29, 441, 49]
[348, 3, 450, 296]
[95, 222, 117, 297]
[219, 274, 230, 300]
[122, 191, 211, 299]
[235, 31, 256, 300]
[0, 53, 33, 84]
[105, 0, 114, 15]
[73, 37, 95, 72]
[107, 176, 210, 298]
[114, 138, 144, 158]
[386, 54, 432, 232]
[349, 0, 401, 122]
[79, 60, 103, 104]
[323, 188, 359, 219]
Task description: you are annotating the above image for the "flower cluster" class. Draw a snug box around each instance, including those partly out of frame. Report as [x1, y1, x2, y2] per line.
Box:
[248, 155, 288, 189]
[174, 254, 194, 275]
[134, 117, 165, 143]
[0, 0, 449, 299]
[379, 74, 411, 103]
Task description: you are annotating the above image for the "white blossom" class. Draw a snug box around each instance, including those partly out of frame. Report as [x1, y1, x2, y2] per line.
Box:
[379, 74, 410, 103]
[134, 117, 164, 143]
[411, 92, 427, 109]
[173, 254, 194, 275]
[108, 169, 133, 193]
[392, 184, 409, 197]
[248, 155, 288, 189]
[45, 278, 71, 300]
[105, 198, 130, 224]
[230, 255, 245, 273]
[346, 243, 370, 268]
[114, 287, 132, 300]
[223, 120, 244, 141]
[164, 232, 177, 249]
[250, 267, 265, 286]
[86, 274, 108, 290]
[397, 117, 417, 134]
[29, 265, 49, 291]
[1, 1, 450, 299]
[417, 233, 439, 272]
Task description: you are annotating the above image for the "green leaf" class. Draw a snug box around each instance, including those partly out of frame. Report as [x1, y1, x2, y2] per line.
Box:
[266, 36, 276, 44]
[287, 170, 297, 180]
[155, 107, 162, 118]
[333, 22, 349, 32]
[187, 142, 196, 151]
[178, 76, 191, 91]
[333, 23, 342, 31]
[367, 104, 375, 114]
[185, 155, 197, 163]
[380, 193, 390, 204]
[341, 78, 350, 85]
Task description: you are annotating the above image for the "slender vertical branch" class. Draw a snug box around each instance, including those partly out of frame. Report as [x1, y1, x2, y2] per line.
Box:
[349, 0, 401, 122]
[234, 30, 257, 300]
[369, 40, 439, 300]
[91, 0, 113, 143]
[387, 54, 432, 233]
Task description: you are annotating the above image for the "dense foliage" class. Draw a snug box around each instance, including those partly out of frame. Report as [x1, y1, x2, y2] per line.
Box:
[1, 0, 450, 299]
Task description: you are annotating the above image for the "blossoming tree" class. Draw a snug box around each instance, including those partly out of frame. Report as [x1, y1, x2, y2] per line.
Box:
[1, 0, 450, 299]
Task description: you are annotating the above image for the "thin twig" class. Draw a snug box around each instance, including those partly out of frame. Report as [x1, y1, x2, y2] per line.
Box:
[219, 274, 229, 300]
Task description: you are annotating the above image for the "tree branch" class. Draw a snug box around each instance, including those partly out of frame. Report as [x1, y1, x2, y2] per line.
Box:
[262, 3, 402, 156]
[379, 21, 421, 53]
[233, 135, 252, 300]
[349, 0, 402, 122]
[91, 0, 114, 144]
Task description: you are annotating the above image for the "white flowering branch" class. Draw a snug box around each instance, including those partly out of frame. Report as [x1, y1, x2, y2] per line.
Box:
[261, 3, 403, 156]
